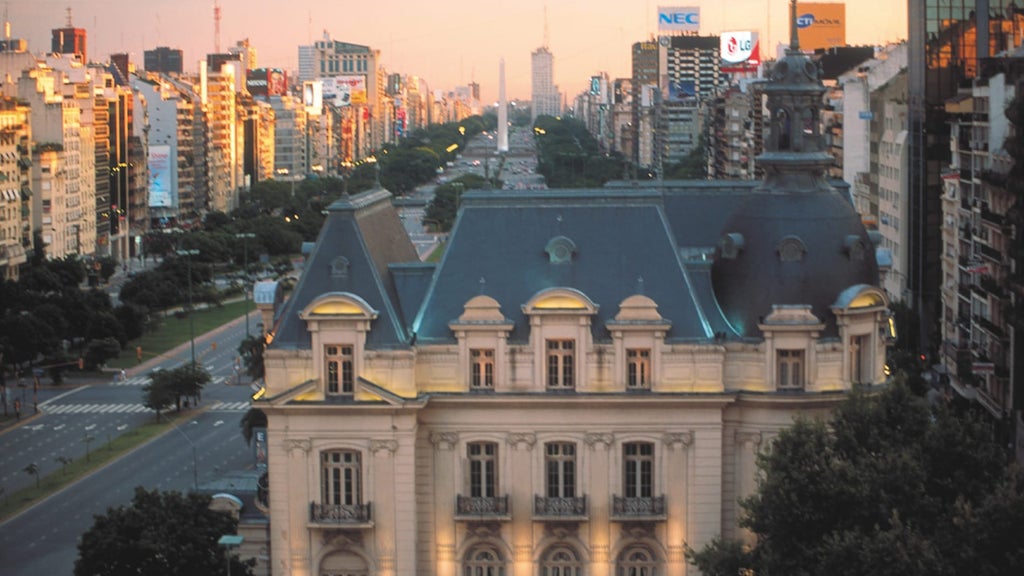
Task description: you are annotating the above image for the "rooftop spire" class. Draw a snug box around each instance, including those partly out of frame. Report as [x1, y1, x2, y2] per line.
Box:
[789, 0, 799, 50]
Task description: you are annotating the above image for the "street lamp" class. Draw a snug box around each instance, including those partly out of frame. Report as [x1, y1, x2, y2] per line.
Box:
[176, 249, 200, 367]
[218, 534, 244, 576]
[234, 233, 255, 337]
[163, 413, 198, 490]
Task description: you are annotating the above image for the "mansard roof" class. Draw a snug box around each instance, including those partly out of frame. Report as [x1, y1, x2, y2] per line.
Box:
[269, 180, 880, 352]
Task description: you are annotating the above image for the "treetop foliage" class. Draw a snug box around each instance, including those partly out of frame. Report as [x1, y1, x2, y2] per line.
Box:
[688, 379, 1024, 576]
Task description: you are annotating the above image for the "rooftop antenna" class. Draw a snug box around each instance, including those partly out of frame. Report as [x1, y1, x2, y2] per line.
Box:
[4, 3, 11, 42]
[213, 0, 221, 53]
[540, 3, 548, 48]
[65, 6, 72, 27]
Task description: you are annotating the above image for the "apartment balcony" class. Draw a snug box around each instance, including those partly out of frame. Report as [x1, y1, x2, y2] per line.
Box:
[309, 502, 373, 528]
[980, 207, 1004, 228]
[534, 495, 588, 521]
[974, 315, 1007, 341]
[957, 283, 971, 300]
[978, 243, 1003, 263]
[455, 495, 511, 521]
[610, 495, 666, 522]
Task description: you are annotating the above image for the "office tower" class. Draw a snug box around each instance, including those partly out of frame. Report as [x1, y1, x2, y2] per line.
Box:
[51, 25, 86, 63]
[531, 46, 560, 120]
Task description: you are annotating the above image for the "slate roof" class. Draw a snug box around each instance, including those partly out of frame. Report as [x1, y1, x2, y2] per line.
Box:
[269, 180, 878, 351]
[412, 188, 716, 344]
[270, 190, 419, 350]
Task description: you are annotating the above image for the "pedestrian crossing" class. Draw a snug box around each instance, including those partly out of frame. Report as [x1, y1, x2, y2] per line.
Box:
[112, 375, 227, 387]
[42, 401, 251, 414]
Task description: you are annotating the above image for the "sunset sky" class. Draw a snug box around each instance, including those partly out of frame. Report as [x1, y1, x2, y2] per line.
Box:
[11, 0, 907, 103]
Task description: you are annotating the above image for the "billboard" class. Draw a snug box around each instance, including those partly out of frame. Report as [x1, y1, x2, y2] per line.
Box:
[657, 6, 700, 33]
[321, 75, 367, 107]
[147, 145, 174, 208]
[246, 68, 288, 97]
[720, 31, 761, 73]
[667, 79, 696, 101]
[303, 80, 323, 115]
[796, 3, 845, 51]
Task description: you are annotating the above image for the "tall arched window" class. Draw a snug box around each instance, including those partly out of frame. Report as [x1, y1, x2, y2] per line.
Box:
[541, 546, 582, 576]
[463, 545, 505, 576]
[616, 546, 658, 576]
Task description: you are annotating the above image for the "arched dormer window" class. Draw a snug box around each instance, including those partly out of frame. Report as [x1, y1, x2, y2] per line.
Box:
[832, 285, 889, 387]
[449, 295, 514, 391]
[300, 293, 379, 397]
[523, 288, 599, 392]
[606, 295, 671, 391]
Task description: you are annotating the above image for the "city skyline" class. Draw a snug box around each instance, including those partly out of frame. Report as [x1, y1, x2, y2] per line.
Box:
[12, 0, 907, 103]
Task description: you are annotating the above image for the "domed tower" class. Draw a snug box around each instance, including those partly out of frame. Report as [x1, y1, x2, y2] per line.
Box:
[711, 1, 879, 338]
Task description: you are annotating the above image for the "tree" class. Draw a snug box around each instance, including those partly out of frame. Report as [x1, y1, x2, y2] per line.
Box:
[239, 408, 267, 446]
[142, 371, 177, 418]
[23, 462, 40, 488]
[83, 337, 121, 370]
[686, 380, 1024, 576]
[75, 487, 255, 576]
[238, 334, 266, 382]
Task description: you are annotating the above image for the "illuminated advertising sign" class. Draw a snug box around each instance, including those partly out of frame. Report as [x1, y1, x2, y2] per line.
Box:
[303, 80, 323, 115]
[321, 75, 367, 107]
[147, 145, 173, 208]
[657, 6, 700, 32]
[667, 79, 696, 101]
[247, 68, 287, 96]
[796, 3, 845, 50]
[720, 31, 761, 73]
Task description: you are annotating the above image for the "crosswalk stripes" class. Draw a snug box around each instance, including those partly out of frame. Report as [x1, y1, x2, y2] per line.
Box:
[41, 401, 251, 414]
[210, 401, 251, 412]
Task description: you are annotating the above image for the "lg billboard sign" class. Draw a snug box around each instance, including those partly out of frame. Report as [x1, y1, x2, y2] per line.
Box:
[657, 6, 700, 33]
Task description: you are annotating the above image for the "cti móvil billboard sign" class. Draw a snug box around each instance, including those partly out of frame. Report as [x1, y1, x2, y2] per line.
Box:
[658, 6, 700, 33]
[795, 2, 845, 50]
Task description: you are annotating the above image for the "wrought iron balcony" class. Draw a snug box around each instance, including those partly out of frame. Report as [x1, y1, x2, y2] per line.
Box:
[309, 502, 372, 526]
[455, 495, 510, 520]
[534, 495, 588, 520]
[611, 495, 667, 521]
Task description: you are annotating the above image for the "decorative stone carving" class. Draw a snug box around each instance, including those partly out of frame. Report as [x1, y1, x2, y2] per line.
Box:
[584, 432, 614, 449]
[321, 530, 363, 547]
[436, 544, 456, 562]
[285, 438, 311, 454]
[370, 439, 399, 455]
[429, 432, 458, 450]
[514, 544, 533, 562]
[663, 431, 694, 449]
[736, 431, 763, 447]
[506, 432, 536, 449]
[592, 544, 609, 563]
[667, 544, 686, 562]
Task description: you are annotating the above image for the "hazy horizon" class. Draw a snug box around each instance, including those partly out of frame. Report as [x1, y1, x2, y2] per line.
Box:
[12, 0, 907, 104]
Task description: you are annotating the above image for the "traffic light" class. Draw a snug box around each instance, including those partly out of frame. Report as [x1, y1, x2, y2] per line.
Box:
[78, 357, 84, 370]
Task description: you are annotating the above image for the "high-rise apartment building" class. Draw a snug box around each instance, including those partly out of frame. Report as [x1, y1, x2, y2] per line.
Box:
[0, 97, 30, 279]
[906, 0, 1024, 355]
[659, 35, 721, 167]
[144, 47, 184, 75]
[531, 46, 560, 119]
[51, 25, 86, 63]
[940, 55, 1023, 443]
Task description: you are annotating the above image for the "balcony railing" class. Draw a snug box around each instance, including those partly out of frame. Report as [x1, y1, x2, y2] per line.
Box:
[309, 502, 372, 525]
[534, 495, 588, 519]
[611, 495, 667, 521]
[455, 495, 510, 520]
[978, 242, 1003, 263]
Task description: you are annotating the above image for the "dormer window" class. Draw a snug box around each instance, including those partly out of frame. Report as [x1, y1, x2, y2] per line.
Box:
[300, 292, 379, 398]
[524, 288, 599, 393]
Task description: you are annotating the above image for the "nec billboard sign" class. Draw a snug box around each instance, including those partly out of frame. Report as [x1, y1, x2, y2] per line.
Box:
[658, 6, 700, 33]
